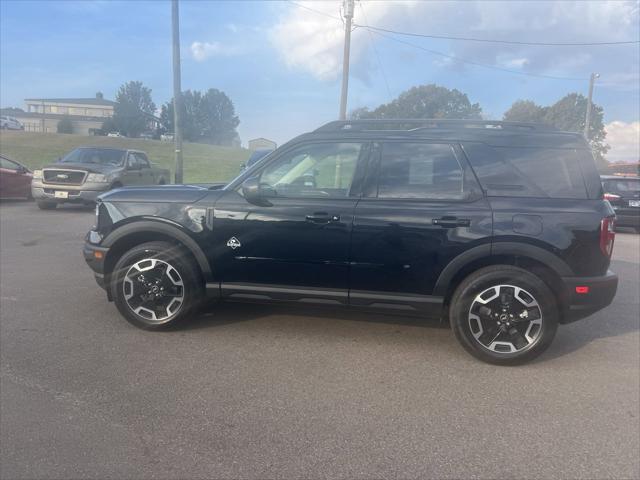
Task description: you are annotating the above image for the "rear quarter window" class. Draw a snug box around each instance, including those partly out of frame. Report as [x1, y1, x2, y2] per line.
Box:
[462, 143, 589, 199]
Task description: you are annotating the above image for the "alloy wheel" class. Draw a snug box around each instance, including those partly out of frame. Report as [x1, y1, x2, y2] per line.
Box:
[468, 284, 543, 354]
[123, 258, 184, 322]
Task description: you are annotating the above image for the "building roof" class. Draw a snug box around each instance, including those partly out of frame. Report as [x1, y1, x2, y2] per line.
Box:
[24, 97, 117, 106]
[0, 109, 107, 122]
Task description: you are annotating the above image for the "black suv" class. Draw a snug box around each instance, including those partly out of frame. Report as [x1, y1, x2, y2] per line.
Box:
[84, 120, 618, 365]
[601, 175, 640, 232]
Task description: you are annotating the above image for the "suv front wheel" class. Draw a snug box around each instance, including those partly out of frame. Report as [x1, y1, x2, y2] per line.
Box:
[450, 265, 559, 365]
[111, 241, 203, 330]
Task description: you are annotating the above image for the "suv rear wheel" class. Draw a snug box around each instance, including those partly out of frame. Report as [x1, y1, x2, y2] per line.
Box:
[111, 241, 203, 330]
[450, 265, 558, 365]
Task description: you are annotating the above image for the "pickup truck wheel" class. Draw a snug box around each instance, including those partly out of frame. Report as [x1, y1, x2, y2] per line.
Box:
[450, 265, 558, 365]
[111, 241, 203, 330]
[37, 200, 57, 210]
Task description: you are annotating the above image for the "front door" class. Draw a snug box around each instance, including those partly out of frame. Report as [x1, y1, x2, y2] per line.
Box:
[211, 141, 369, 304]
[349, 141, 491, 313]
[122, 152, 145, 185]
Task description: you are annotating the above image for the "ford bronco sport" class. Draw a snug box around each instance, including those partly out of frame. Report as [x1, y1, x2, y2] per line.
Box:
[83, 120, 618, 365]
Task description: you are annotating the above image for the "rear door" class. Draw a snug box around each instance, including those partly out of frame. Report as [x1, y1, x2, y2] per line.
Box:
[210, 141, 370, 303]
[349, 141, 492, 313]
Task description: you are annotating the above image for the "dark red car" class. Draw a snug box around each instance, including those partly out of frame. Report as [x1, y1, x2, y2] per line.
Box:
[0, 155, 32, 200]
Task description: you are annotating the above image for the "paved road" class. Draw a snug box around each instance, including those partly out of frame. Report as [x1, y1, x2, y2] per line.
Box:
[1, 201, 638, 479]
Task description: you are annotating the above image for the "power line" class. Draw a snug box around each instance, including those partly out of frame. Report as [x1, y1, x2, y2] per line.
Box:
[359, 2, 393, 101]
[286, 0, 590, 81]
[359, 24, 640, 47]
[367, 28, 588, 81]
[286, 0, 342, 22]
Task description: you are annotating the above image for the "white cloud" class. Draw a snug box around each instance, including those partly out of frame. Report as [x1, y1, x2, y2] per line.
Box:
[268, 0, 639, 81]
[605, 121, 640, 163]
[190, 41, 241, 62]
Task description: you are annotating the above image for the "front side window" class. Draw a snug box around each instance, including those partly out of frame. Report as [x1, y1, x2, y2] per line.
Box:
[0, 157, 19, 170]
[258, 142, 363, 198]
[378, 143, 464, 199]
[135, 153, 150, 168]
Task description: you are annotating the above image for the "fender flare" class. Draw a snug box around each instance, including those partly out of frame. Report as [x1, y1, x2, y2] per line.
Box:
[433, 241, 573, 297]
[102, 220, 212, 279]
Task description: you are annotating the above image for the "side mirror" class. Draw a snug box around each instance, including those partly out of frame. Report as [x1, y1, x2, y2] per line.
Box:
[242, 177, 273, 206]
[16, 166, 28, 174]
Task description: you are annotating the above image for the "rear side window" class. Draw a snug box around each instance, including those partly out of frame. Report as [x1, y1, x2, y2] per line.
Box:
[462, 143, 588, 199]
[377, 143, 464, 199]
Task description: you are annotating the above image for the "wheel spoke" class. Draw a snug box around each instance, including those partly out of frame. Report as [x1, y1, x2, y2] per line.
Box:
[123, 258, 185, 323]
[468, 283, 543, 354]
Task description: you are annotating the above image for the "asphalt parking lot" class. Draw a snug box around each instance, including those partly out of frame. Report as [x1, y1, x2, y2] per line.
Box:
[1, 201, 638, 479]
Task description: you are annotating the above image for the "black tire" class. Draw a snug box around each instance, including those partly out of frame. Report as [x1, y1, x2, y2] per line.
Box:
[37, 200, 57, 210]
[110, 182, 123, 190]
[450, 265, 558, 365]
[111, 241, 204, 330]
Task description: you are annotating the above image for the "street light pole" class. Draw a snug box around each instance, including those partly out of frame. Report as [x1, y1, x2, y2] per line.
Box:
[584, 72, 599, 140]
[338, 0, 355, 120]
[171, 0, 184, 184]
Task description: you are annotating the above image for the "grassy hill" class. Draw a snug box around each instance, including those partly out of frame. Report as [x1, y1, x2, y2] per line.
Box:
[0, 131, 251, 183]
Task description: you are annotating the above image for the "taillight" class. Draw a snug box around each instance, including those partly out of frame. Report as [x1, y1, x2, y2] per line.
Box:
[604, 192, 621, 202]
[600, 216, 616, 257]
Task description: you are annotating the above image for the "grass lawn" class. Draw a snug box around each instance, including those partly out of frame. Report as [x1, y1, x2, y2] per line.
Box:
[0, 131, 251, 183]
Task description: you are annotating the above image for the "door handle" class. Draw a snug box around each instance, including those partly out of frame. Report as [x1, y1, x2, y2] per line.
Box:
[305, 212, 340, 223]
[432, 217, 471, 228]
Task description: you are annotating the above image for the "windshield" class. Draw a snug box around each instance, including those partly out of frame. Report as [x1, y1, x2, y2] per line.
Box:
[247, 149, 274, 167]
[59, 148, 125, 166]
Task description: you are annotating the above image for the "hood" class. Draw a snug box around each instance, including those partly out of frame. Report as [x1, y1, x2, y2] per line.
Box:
[98, 184, 215, 204]
[43, 162, 120, 174]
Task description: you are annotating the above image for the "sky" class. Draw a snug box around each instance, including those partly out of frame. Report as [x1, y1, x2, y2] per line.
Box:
[1, 0, 639, 161]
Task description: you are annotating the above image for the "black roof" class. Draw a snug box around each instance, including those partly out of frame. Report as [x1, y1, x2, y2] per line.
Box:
[315, 119, 558, 133]
[302, 119, 586, 149]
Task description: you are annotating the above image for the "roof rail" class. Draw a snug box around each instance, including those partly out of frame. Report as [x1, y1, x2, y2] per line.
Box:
[314, 119, 557, 133]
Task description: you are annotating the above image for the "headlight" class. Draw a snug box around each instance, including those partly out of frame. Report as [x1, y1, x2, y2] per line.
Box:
[86, 173, 109, 183]
[33, 170, 43, 179]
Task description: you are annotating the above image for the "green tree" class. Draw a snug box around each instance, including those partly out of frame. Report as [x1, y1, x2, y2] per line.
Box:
[161, 88, 239, 145]
[503, 100, 548, 123]
[113, 81, 156, 137]
[503, 93, 609, 167]
[56, 116, 73, 134]
[350, 84, 482, 120]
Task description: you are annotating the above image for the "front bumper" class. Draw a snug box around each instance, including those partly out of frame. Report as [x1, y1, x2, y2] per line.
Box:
[32, 180, 108, 203]
[83, 235, 110, 295]
[560, 270, 618, 323]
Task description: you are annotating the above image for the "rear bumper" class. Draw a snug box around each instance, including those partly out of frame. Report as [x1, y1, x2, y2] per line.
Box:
[560, 270, 618, 323]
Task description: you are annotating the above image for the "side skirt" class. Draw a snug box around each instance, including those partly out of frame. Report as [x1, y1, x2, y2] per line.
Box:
[207, 283, 444, 316]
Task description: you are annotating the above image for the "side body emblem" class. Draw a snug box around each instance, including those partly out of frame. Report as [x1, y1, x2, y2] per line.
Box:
[226, 237, 241, 249]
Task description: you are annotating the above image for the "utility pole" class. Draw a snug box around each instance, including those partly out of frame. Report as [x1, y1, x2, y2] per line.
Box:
[171, 0, 184, 184]
[584, 72, 599, 140]
[338, 0, 355, 120]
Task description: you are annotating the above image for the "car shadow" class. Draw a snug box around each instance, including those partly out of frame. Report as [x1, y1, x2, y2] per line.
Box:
[179, 299, 447, 333]
[534, 258, 640, 363]
[181, 260, 638, 364]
